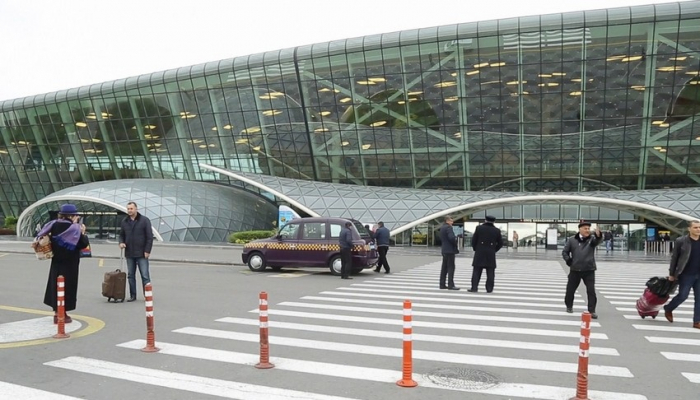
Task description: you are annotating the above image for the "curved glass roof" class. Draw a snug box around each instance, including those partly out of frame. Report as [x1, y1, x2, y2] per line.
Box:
[17, 179, 277, 242]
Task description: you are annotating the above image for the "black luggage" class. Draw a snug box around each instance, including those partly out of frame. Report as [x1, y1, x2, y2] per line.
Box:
[645, 276, 678, 297]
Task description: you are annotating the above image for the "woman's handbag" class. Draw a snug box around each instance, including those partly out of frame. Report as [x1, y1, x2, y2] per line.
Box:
[32, 235, 53, 260]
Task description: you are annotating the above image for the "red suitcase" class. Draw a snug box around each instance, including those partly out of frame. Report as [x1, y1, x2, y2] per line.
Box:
[636, 288, 668, 319]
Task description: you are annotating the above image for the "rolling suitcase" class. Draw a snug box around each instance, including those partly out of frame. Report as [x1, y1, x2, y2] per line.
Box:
[636, 288, 668, 319]
[636, 276, 677, 319]
[102, 253, 126, 303]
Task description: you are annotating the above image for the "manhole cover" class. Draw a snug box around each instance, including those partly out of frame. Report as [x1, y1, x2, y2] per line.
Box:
[426, 367, 500, 390]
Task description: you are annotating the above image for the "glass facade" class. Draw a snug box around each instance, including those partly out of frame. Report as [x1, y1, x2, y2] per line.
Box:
[2, 2, 700, 226]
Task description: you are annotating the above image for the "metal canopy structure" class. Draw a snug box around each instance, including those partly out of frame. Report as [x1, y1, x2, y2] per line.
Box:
[200, 164, 700, 236]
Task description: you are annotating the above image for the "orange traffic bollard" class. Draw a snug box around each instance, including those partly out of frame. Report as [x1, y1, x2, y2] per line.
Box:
[141, 283, 160, 353]
[255, 291, 274, 369]
[396, 299, 418, 387]
[570, 311, 592, 400]
[53, 275, 70, 339]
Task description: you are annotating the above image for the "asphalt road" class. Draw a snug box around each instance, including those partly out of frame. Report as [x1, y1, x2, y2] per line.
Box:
[0, 249, 696, 400]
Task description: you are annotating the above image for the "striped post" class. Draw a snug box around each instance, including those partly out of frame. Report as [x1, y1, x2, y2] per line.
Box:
[53, 275, 69, 339]
[396, 299, 417, 387]
[570, 311, 592, 400]
[255, 291, 274, 369]
[141, 283, 160, 353]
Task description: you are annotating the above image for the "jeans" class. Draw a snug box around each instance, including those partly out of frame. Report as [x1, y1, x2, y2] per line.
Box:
[605, 240, 612, 251]
[126, 257, 151, 298]
[665, 273, 700, 323]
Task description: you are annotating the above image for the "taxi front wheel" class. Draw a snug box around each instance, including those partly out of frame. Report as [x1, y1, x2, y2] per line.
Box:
[247, 252, 267, 272]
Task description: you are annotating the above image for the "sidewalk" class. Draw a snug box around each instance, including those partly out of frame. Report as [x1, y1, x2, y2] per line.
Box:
[0, 236, 672, 266]
[0, 238, 243, 266]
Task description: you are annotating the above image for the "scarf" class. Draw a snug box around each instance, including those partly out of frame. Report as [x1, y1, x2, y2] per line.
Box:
[36, 220, 82, 250]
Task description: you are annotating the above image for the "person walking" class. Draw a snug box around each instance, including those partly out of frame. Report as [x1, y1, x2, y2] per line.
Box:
[562, 221, 602, 319]
[35, 204, 89, 324]
[664, 220, 700, 329]
[339, 221, 354, 279]
[604, 230, 613, 252]
[512, 230, 519, 249]
[118, 201, 154, 302]
[373, 221, 391, 274]
[469, 216, 503, 293]
[439, 216, 460, 290]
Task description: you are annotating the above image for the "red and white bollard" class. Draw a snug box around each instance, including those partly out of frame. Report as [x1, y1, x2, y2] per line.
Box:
[53, 275, 69, 339]
[141, 283, 160, 353]
[255, 291, 274, 369]
[397, 299, 417, 387]
[570, 311, 592, 400]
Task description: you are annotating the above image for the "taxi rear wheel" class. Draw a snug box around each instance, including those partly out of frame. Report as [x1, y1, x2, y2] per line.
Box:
[247, 252, 267, 272]
[329, 255, 342, 276]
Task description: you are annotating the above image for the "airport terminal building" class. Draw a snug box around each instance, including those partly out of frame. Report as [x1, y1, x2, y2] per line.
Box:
[2, 1, 700, 248]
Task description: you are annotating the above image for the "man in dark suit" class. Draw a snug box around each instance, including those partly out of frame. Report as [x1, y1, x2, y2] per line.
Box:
[469, 216, 503, 293]
[439, 216, 460, 290]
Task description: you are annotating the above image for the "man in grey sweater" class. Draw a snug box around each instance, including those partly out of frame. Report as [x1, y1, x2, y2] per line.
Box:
[562, 221, 602, 319]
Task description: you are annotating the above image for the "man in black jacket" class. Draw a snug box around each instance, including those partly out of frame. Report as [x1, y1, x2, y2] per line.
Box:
[373, 222, 391, 274]
[119, 202, 154, 302]
[439, 216, 459, 290]
[664, 220, 700, 329]
[469, 216, 503, 293]
[339, 221, 354, 280]
[562, 221, 601, 319]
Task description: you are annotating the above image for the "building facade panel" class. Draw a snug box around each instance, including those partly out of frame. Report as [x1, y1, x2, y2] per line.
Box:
[1, 2, 700, 241]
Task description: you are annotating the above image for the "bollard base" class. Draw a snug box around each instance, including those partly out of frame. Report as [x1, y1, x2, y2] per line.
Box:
[569, 397, 590, 400]
[141, 346, 160, 353]
[255, 362, 275, 369]
[396, 379, 418, 387]
[52, 333, 70, 339]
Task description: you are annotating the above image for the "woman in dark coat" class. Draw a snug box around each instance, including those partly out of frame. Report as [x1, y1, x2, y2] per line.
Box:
[36, 204, 88, 324]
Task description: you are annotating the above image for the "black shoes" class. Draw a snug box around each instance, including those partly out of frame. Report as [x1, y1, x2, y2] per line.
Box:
[374, 269, 380, 273]
[566, 308, 573, 313]
[591, 313, 598, 319]
[467, 289, 477, 292]
[384, 271, 390, 274]
[448, 287, 461, 291]
[439, 286, 448, 289]
[127, 296, 137, 302]
[341, 277, 353, 280]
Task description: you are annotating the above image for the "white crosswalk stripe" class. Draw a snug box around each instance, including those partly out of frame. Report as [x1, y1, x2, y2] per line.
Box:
[34, 259, 657, 399]
[0, 381, 85, 399]
[596, 261, 700, 385]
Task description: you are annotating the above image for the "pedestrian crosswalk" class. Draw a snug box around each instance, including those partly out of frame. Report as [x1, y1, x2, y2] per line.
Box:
[10, 258, 696, 399]
[596, 261, 700, 388]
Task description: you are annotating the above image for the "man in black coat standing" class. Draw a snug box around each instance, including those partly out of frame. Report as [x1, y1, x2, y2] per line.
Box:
[119, 201, 154, 302]
[439, 216, 460, 290]
[562, 221, 601, 319]
[469, 216, 503, 293]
